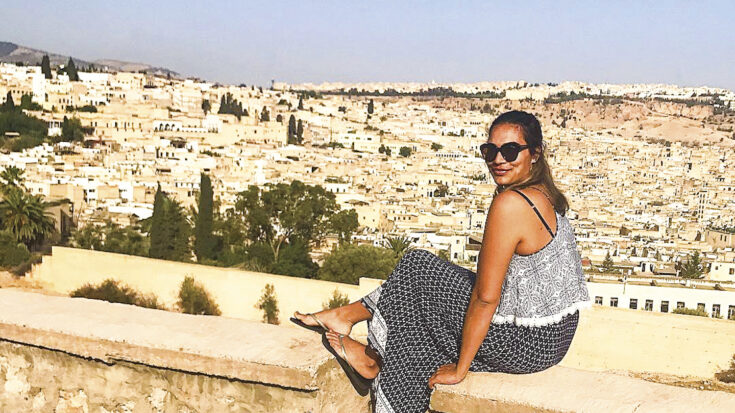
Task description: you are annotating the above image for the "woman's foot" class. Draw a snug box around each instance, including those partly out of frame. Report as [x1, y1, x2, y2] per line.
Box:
[293, 307, 354, 336]
[325, 331, 380, 380]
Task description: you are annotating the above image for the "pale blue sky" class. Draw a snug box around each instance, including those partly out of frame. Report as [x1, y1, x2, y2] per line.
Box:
[2, 1, 734, 89]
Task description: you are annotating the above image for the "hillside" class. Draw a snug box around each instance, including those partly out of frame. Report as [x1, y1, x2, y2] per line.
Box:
[0, 41, 178, 77]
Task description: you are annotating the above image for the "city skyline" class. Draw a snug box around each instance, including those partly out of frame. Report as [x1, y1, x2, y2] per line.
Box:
[1, 1, 734, 89]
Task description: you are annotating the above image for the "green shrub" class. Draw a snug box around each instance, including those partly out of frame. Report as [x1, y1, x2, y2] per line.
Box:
[70, 278, 165, 310]
[177, 276, 221, 315]
[72, 279, 138, 304]
[672, 307, 709, 317]
[0, 231, 31, 267]
[10, 253, 42, 276]
[255, 283, 279, 324]
[715, 354, 735, 383]
[322, 288, 350, 310]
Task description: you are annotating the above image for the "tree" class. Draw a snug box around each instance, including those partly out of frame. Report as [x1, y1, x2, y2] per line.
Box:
[71, 221, 148, 257]
[194, 173, 215, 262]
[399, 146, 412, 157]
[287, 115, 297, 144]
[270, 239, 319, 278]
[148, 184, 168, 259]
[2, 92, 15, 112]
[296, 120, 304, 144]
[260, 106, 270, 122]
[0, 166, 25, 194]
[431, 142, 443, 151]
[367, 99, 374, 115]
[149, 185, 191, 261]
[298, 96, 304, 110]
[329, 209, 359, 244]
[318, 244, 398, 285]
[234, 181, 341, 262]
[0, 189, 56, 249]
[59, 116, 84, 142]
[680, 251, 703, 279]
[255, 283, 279, 324]
[385, 236, 414, 258]
[201, 99, 211, 115]
[66, 57, 79, 81]
[41, 55, 52, 79]
[0, 230, 31, 267]
[619, 225, 631, 236]
[602, 251, 614, 272]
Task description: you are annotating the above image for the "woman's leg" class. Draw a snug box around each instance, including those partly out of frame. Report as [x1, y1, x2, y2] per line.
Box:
[293, 299, 372, 335]
[364, 249, 477, 413]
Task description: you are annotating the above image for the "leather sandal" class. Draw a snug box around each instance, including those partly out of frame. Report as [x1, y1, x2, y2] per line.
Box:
[321, 333, 372, 396]
[289, 312, 328, 334]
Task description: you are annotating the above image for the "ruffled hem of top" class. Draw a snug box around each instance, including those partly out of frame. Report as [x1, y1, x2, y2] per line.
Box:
[491, 300, 593, 327]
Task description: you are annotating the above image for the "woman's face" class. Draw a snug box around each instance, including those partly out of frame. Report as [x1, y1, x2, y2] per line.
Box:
[486, 123, 537, 186]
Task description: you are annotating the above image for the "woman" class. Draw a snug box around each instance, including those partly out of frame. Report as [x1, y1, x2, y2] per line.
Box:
[293, 110, 591, 412]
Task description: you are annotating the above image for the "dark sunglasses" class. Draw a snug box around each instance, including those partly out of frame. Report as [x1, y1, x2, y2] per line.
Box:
[479, 142, 530, 162]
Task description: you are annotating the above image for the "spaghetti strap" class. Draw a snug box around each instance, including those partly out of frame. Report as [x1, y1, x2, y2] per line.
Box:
[511, 189, 556, 237]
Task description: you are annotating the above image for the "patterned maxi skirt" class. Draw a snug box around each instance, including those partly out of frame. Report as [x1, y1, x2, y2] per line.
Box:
[359, 249, 580, 413]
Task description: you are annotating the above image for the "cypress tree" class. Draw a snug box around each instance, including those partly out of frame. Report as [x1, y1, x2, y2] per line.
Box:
[260, 106, 270, 122]
[66, 57, 79, 81]
[194, 173, 215, 261]
[298, 96, 304, 110]
[3, 92, 14, 112]
[296, 119, 304, 144]
[166, 198, 191, 261]
[367, 99, 374, 114]
[41, 55, 52, 79]
[287, 115, 296, 144]
[218, 95, 226, 114]
[149, 184, 169, 259]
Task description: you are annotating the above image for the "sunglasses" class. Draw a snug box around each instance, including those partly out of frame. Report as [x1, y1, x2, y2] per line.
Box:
[479, 142, 530, 163]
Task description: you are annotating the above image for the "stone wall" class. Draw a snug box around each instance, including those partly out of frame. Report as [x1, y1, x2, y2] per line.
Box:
[29, 246, 735, 379]
[3, 289, 735, 412]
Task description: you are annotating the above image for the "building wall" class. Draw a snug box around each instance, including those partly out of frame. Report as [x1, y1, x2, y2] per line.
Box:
[587, 281, 735, 318]
[31, 246, 384, 336]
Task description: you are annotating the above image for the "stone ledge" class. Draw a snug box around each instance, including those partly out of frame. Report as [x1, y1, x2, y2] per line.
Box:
[0, 289, 330, 391]
[430, 364, 735, 412]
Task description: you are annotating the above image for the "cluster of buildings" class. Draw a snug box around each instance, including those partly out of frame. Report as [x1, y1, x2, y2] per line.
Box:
[2, 62, 735, 317]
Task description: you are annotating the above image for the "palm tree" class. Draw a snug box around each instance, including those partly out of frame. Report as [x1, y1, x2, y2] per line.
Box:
[0, 166, 25, 194]
[0, 189, 56, 249]
[385, 235, 415, 258]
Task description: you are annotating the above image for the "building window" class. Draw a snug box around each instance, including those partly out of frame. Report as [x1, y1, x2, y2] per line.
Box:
[660, 301, 669, 312]
[629, 298, 638, 310]
[729, 305, 735, 320]
[677, 301, 685, 309]
[730, 268, 734, 275]
[712, 304, 721, 318]
[645, 299, 653, 311]
[595, 296, 603, 305]
[610, 297, 618, 307]
[697, 303, 705, 312]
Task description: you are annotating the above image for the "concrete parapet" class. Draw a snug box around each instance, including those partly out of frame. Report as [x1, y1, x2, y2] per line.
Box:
[431, 366, 735, 412]
[2, 288, 735, 412]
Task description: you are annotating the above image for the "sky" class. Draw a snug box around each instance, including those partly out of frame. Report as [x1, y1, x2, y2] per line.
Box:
[2, 1, 734, 90]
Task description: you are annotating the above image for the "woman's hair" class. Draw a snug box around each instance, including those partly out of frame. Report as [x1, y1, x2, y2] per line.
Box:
[488, 110, 569, 216]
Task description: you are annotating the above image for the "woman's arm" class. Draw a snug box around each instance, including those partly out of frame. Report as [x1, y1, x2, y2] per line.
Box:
[429, 191, 524, 389]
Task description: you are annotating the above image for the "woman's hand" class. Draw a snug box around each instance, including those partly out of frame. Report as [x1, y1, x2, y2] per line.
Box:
[428, 363, 467, 390]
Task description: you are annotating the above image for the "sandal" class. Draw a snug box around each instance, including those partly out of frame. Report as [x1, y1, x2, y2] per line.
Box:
[289, 312, 328, 334]
[321, 333, 372, 397]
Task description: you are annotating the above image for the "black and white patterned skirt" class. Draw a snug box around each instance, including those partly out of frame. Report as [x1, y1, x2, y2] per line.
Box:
[360, 249, 579, 413]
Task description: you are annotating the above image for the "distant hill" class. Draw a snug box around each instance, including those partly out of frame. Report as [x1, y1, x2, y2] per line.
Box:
[0, 41, 179, 77]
